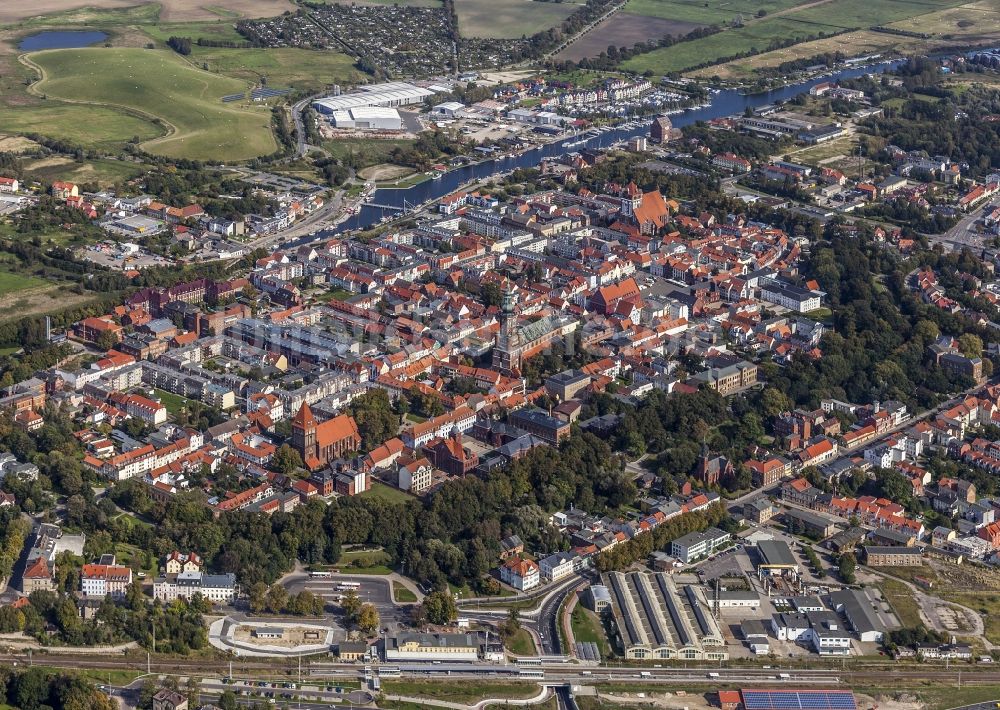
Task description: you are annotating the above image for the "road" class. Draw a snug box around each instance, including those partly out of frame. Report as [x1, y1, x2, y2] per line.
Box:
[931, 207, 986, 253]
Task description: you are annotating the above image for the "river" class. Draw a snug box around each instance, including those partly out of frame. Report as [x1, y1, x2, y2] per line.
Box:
[311, 59, 904, 240]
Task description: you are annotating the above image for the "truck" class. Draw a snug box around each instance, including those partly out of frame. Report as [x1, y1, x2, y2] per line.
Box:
[707, 672, 720, 678]
[639, 671, 652, 678]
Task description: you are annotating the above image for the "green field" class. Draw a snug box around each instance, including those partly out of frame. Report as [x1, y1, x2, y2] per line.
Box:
[140, 19, 249, 45]
[317, 0, 442, 6]
[153, 388, 196, 417]
[623, 16, 847, 73]
[456, 0, 576, 38]
[28, 47, 276, 161]
[359, 482, 415, 504]
[0, 268, 52, 296]
[0, 103, 161, 152]
[23, 156, 146, 186]
[506, 628, 536, 655]
[623, 0, 808, 24]
[878, 578, 922, 628]
[11, 3, 162, 28]
[184, 46, 365, 91]
[392, 581, 418, 603]
[323, 138, 418, 170]
[571, 604, 610, 658]
[622, 0, 966, 74]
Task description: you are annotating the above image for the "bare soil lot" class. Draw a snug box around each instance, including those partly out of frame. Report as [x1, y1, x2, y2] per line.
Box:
[553, 12, 702, 62]
[358, 164, 414, 181]
[0, 0, 294, 24]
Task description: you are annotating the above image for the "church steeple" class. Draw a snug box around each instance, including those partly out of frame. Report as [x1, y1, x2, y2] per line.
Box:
[493, 285, 519, 373]
[292, 402, 317, 462]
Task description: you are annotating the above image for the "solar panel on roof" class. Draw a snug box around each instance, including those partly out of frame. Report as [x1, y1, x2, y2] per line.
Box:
[741, 690, 857, 710]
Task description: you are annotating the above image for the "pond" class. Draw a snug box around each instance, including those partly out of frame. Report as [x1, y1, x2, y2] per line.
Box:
[18, 31, 108, 51]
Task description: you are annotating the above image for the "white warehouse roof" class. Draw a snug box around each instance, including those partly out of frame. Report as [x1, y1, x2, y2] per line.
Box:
[313, 82, 435, 113]
[350, 106, 402, 120]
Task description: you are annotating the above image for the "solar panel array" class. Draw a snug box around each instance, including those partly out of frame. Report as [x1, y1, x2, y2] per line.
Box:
[251, 87, 291, 100]
[221, 93, 245, 103]
[741, 690, 857, 710]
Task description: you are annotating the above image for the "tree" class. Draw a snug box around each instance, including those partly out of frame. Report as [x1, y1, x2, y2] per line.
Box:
[958, 333, 984, 358]
[248, 581, 268, 614]
[94, 330, 118, 352]
[341, 589, 362, 623]
[265, 584, 288, 614]
[271, 444, 302, 474]
[498, 608, 521, 641]
[218, 689, 239, 710]
[357, 603, 380, 634]
[167, 36, 193, 55]
[758, 387, 793, 418]
[838, 552, 856, 584]
[421, 590, 457, 626]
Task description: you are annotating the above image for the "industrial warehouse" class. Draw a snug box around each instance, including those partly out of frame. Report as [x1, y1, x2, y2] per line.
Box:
[328, 107, 403, 130]
[312, 81, 437, 113]
[604, 570, 728, 661]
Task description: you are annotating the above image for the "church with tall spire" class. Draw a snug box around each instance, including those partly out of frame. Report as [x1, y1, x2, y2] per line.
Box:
[291, 402, 362, 471]
[491, 285, 578, 375]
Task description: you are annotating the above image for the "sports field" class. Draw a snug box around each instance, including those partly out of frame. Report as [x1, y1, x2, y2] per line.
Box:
[456, 0, 578, 38]
[27, 47, 276, 161]
[621, 0, 968, 74]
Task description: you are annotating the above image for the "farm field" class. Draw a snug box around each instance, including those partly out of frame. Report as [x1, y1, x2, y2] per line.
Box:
[317, 0, 442, 6]
[689, 0, 1000, 81]
[456, 0, 577, 38]
[886, 0, 1000, 38]
[1, 2, 161, 27]
[27, 47, 276, 161]
[686, 29, 903, 79]
[139, 19, 249, 45]
[554, 13, 702, 62]
[622, 0, 968, 75]
[0, 0, 294, 25]
[623, 0, 809, 25]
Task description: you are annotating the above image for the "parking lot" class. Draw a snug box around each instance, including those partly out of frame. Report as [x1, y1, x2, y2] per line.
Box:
[285, 573, 408, 632]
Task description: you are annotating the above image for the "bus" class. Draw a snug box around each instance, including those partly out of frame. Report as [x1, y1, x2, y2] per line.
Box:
[518, 669, 545, 679]
[310, 571, 332, 579]
[337, 581, 361, 591]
